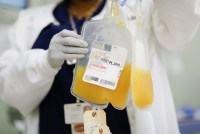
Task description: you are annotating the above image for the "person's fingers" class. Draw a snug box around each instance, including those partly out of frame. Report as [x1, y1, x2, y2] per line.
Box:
[55, 52, 85, 60]
[61, 37, 88, 47]
[74, 124, 84, 132]
[64, 54, 85, 59]
[60, 29, 81, 39]
[58, 46, 89, 54]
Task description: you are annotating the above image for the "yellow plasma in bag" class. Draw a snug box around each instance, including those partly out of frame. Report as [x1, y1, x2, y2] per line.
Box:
[131, 68, 153, 109]
[72, 64, 131, 109]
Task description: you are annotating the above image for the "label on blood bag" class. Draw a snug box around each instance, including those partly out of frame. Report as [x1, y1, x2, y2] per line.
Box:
[92, 125, 111, 134]
[83, 42, 128, 90]
[84, 110, 107, 134]
[64, 103, 91, 124]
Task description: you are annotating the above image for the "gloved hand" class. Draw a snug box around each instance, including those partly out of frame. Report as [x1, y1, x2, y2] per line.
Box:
[47, 29, 89, 68]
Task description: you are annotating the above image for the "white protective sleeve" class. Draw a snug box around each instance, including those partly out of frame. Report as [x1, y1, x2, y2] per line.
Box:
[0, 11, 59, 116]
[0, 49, 59, 116]
[152, 0, 200, 52]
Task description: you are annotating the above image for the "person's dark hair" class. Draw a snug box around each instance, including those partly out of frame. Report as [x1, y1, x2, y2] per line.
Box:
[63, 0, 73, 7]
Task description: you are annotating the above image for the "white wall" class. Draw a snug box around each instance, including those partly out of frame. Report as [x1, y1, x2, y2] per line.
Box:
[0, 103, 18, 134]
[168, 29, 200, 108]
[29, 0, 58, 7]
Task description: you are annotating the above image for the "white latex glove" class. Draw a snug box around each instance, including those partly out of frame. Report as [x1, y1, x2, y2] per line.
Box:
[48, 29, 89, 68]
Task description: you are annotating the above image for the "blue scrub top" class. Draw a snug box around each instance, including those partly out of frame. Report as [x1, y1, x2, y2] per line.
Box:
[32, 1, 131, 134]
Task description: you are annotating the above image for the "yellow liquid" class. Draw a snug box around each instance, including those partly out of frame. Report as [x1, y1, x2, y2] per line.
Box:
[131, 68, 154, 109]
[72, 64, 131, 109]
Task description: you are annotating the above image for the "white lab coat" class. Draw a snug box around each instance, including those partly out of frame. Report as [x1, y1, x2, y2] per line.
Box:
[0, 0, 199, 134]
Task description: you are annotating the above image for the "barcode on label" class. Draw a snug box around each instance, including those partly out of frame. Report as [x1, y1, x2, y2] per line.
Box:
[85, 75, 99, 82]
[103, 44, 112, 52]
[100, 79, 115, 87]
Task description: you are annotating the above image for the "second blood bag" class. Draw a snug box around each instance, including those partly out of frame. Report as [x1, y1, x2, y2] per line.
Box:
[130, 1, 154, 109]
[71, 1, 132, 110]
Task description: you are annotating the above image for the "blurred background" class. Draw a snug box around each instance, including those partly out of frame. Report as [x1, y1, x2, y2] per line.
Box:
[0, 0, 200, 134]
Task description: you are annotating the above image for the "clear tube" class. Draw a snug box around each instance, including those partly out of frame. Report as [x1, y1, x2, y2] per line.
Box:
[120, 0, 127, 7]
[110, 0, 125, 27]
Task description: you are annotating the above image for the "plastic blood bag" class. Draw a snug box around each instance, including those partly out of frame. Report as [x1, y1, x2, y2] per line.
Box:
[132, 67, 153, 108]
[129, 1, 156, 133]
[131, 2, 154, 109]
[71, 0, 132, 109]
[72, 64, 131, 108]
